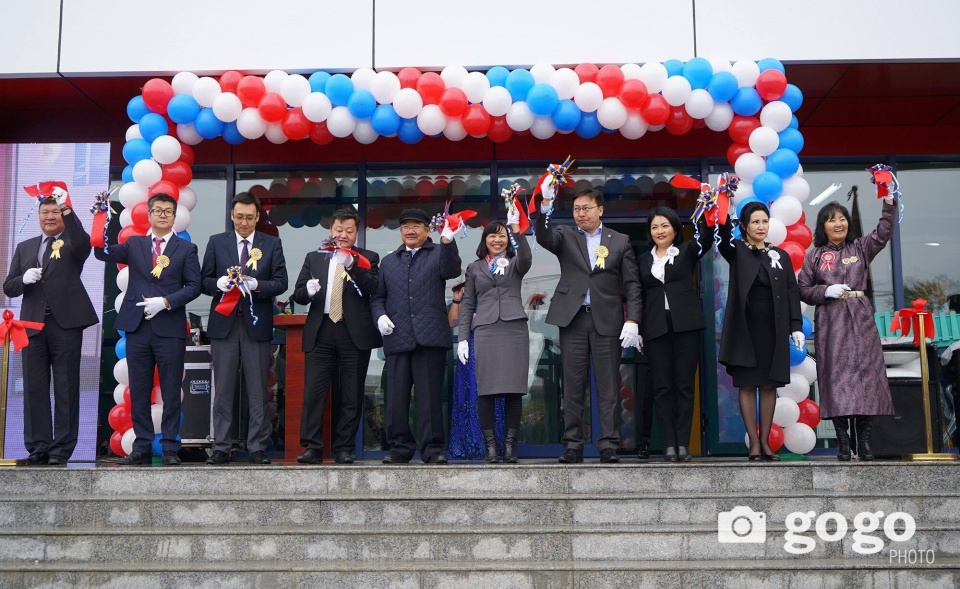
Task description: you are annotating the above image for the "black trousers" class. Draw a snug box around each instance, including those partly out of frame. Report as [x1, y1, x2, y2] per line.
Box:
[385, 345, 446, 460]
[301, 316, 371, 454]
[635, 361, 655, 447]
[125, 322, 185, 454]
[21, 314, 83, 459]
[645, 313, 701, 448]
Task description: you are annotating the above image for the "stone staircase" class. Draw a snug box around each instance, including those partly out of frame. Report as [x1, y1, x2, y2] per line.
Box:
[0, 461, 959, 588]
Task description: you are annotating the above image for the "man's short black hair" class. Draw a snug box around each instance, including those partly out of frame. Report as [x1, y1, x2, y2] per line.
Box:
[574, 187, 604, 207]
[147, 193, 177, 211]
[331, 206, 360, 226]
[232, 192, 262, 215]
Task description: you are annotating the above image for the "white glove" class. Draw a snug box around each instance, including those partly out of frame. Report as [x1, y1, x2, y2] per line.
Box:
[51, 186, 69, 206]
[136, 297, 167, 320]
[619, 322, 642, 350]
[244, 277, 258, 292]
[306, 278, 321, 298]
[333, 249, 354, 269]
[506, 203, 521, 226]
[825, 284, 851, 299]
[440, 219, 457, 242]
[791, 331, 806, 349]
[22, 268, 42, 285]
[377, 315, 395, 336]
[457, 340, 469, 365]
[216, 276, 231, 293]
[540, 177, 557, 206]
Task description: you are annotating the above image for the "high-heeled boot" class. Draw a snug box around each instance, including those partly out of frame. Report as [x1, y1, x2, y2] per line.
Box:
[483, 429, 499, 464]
[832, 418, 851, 461]
[856, 416, 875, 461]
[503, 428, 519, 463]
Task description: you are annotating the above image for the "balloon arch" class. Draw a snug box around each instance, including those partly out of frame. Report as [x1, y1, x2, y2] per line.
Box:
[108, 59, 821, 457]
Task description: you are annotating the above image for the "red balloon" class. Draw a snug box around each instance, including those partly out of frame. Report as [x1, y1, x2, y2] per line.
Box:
[754, 423, 784, 453]
[596, 65, 625, 98]
[257, 93, 287, 123]
[109, 431, 126, 457]
[728, 115, 761, 144]
[116, 263, 127, 271]
[218, 70, 244, 94]
[397, 67, 422, 89]
[785, 222, 813, 250]
[487, 115, 513, 143]
[149, 180, 179, 201]
[131, 202, 150, 228]
[798, 211, 806, 225]
[416, 72, 445, 105]
[727, 143, 751, 167]
[286, 177, 306, 195]
[161, 161, 193, 187]
[248, 184, 268, 201]
[118, 225, 145, 244]
[461, 104, 491, 136]
[257, 222, 280, 238]
[756, 70, 788, 101]
[639, 94, 670, 126]
[619, 79, 648, 109]
[123, 386, 131, 406]
[665, 106, 694, 135]
[142, 78, 174, 115]
[797, 399, 821, 428]
[281, 107, 311, 140]
[574, 63, 599, 84]
[779, 240, 806, 270]
[108, 403, 134, 432]
[237, 76, 266, 108]
[177, 143, 195, 165]
[309, 121, 334, 145]
[438, 87, 468, 117]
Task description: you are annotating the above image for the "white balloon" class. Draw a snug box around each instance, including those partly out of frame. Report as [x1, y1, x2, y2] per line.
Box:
[118, 182, 148, 209]
[797, 356, 818, 384]
[370, 71, 401, 104]
[172, 206, 191, 232]
[773, 397, 801, 427]
[236, 108, 267, 139]
[709, 59, 733, 74]
[704, 102, 734, 131]
[619, 111, 648, 139]
[392, 88, 423, 119]
[351, 67, 376, 91]
[749, 126, 779, 156]
[125, 124, 142, 142]
[529, 63, 555, 84]
[778, 373, 811, 403]
[648, 124, 665, 132]
[684, 88, 714, 119]
[416, 104, 446, 136]
[212, 92, 242, 123]
[782, 176, 811, 202]
[638, 62, 668, 93]
[783, 422, 817, 454]
[770, 195, 803, 225]
[482, 86, 512, 117]
[113, 383, 127, 406]
[150, 135, 182, 165]
[574, 82, 603, 113]
[796, 164, 804, 177]
[620, 63, 643, 80]
[264, 123, 288, 144]
[114, 293, 125, 314]
[736, 181, 755, 200]
[353, 119, 379, 144]
[192, 77, 221, 108]
[597, 97, 628, 130]
[800, 301, 808, 314]
[301, 92, 333, 123]
[326, 106, 356, 138]
[280, 74, 311, 107]
[767, 217, 787, 246]
[530, 116, 556, 140]
[116, 267, 130, 292]
[120, 428, 136, 456]
[662, 75, 692, 107]
[171, 72, 199, 96]
[133, 159, 162, 188]
[151, 404, 163, 434]
[442, 117, 468, 141]
[462, 72, 491, 104]
[263, 70, 288, 94]
[506, 101, 535, 132]
[760, 101, 793, 132]
[176, 123, 203, 146]
[113, 358, 129, 386]
[550, 68, 580, 100]
[440, 65, 469, 89]
[119, 208, 132, 228]
[732, 60, 760, 87]
[178, 186, 197, 211]
[735, 153, 766, 182]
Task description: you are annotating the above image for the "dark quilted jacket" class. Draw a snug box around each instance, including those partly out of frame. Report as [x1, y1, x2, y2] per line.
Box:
[371, 238, 462, 355]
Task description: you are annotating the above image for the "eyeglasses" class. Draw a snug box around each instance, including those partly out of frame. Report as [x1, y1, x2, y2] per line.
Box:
[400, 224, 425, 232]
[572, 206, 597, 214]
[150, 208, 176, 217]
[233, 214, 257, 223]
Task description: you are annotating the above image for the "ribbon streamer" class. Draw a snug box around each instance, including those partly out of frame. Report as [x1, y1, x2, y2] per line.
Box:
[214, 266, 259, 325]
[869, 164, 905, 223]
[89, 188, 118, 253]
[501, 183, 530, 238]
[429, 200, 478, 239]
[671, 173, 738, 254]
[318, 241, 368, 297]
[1, 309, 45, 352]
[528, 155, 575, 215]
[19, 181, 72, 234]
[890, 298, 935, 347]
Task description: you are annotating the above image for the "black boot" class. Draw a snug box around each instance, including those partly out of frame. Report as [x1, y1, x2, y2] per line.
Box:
[503, 428, 519, 464]
[832, 418, 851, 461]
[483, 430, 499, 464]
[856, 416, 875, 461]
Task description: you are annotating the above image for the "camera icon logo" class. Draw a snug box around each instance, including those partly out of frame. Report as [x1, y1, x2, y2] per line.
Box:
[718, 506, 767, 543]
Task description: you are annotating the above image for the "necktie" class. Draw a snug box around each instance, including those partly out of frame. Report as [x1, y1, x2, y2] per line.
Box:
[40, 237, 52, 267]
[329, 261, 345, 323]
[240, 239, 250, 268]
[153, 237, 163, 267]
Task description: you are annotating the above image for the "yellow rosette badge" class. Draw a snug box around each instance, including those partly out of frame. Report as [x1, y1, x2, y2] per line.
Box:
[246, 248, 263, 272]
[51, 239, 64, 260]
[595, 245, 608, 269]
[151, 254, 170, 278]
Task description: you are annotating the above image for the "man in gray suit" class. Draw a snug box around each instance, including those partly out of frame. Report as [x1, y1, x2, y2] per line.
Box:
[535, 180, 642, 463]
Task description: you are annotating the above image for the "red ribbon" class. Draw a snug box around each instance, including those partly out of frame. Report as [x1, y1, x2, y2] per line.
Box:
[320, 246, 372, 270]
[214, 288, 242, 317]
[890, 299, 936, 347]
[23, 181, 72, 210]
[528, 157, 575, 214]
[0, 309, 45, 352]
[820, 251, 836, 271]
[90, 212, 108, 248]
[870, 165, 894, 199]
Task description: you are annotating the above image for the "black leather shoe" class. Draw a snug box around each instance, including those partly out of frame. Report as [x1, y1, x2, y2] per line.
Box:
[297, 448, 323, 464]
[334, 450, 354, 464]
[748, 454, 763, 462]
[25, 452, 49, 466]
[762, 453, 781, 462]
[677, 446, 692, 462]
[382, 452, 410, 464]
[664, 448, 678, 463]
[599, 448, 620, 463]
[161, 451, 181, 466]
[424, 452, 449, 465]
[558, 449, 583, 464]
[206, 451, 231, 465]
[116, 451, 152, 466]
[637, 445, 650, 462]
[47, 455, 67, 466]
[249, 451, 271, 464]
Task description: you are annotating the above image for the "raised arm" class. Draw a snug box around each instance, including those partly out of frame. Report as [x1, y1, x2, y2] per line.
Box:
[61, 208, 92, 263]
[717, 217, 737, 264]
[534, 210, 563, 255]
[861, 198, 896, 263]
[439, 239, 462, 280]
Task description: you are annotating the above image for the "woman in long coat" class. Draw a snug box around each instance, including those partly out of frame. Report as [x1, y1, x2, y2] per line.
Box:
[719, 202, 803, 461]
[798, 194, 896, 460]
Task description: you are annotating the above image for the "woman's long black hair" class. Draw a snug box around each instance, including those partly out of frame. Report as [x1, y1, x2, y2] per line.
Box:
[813, 202, 855, 248]
[475, 221, 516, 259]
[648, 206, 684, 248]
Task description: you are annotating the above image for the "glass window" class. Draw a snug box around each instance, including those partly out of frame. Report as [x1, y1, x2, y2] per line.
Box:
[183, 172, 229, 326]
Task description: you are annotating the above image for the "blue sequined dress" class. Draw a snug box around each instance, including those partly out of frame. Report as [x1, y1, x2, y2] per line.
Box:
[449, 332, 505, 459]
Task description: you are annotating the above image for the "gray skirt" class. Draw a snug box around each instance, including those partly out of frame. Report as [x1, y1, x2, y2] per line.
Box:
[474, 319, 529, 396]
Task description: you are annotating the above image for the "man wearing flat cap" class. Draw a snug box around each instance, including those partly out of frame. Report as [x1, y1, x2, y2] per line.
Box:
[371, 208, 462, 464]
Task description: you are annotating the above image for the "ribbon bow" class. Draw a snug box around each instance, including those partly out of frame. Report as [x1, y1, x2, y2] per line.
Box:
[89, 188, 118, 252]
[0, 309, 45, 352]
[429, 200, 478, 238]
[670, 173, 738, 253]
[214, 266, 259, 325]
[869, 163, 904, 223]
[890, 299, 936, 348]
[501, 182, 530, 239]
[319, 239, 374, 298]
[19, 181, 72, 233]
[528, 156, 576, 215]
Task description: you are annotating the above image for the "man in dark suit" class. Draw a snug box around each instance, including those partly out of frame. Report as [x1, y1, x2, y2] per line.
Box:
[371, 208, 461, 464]
[95, 193, 201, 466]
[535, 180, 641, 464]
[291, 207, 380, 464]
[200, 192, 287, 465]
[3, 193, 98, 465]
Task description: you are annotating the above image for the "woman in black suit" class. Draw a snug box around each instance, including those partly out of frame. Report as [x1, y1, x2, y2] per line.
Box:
[718, 201, 803, 462]
[638, 207, 712, 462]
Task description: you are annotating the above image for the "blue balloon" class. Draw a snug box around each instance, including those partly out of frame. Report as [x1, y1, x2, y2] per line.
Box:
[732, 226, 742, 240]
[731, 88, 762, 116]
[167, 94, 201, 125]
[753, 172, 783, 203]
[526, 83, 559, 116]
[682, 57, 713, 89]
[575, 111, 602, 139]
[347, 89, 376, 119]
[706, 71, 738, 102]
[127, 96, 150, 123]
[766, 148, 800, 178]
[664, 59, 685, 77]
[221, 121, 245, 145]
[788, 115, 799, 129]
[122, 139, 152, 165]
[325, 74, 354, 107]
[551, 99, 581, 132]
[151, 433, 163, 457]
[176, 230, 191, 242]
[397, 117, 424, 144]
[505, 69, 535, 102]
[486, 66, 510, 88]
[758, 58, 786, 74]
[121, 165, 134, 184]
[801, 316, 813, 339]
[138, 113, 168, 143]
[117, 330, 125, 338]
[789, 341, 807, 366]
[736, 196, 761, 219]
[288, 215, 305, 228]
[308, 71, 331, 94]
[780, 84, 803, 112]
[115, 337, 126, 360]
[371, 105, 401, 136]
[194, 109, 223, 139]
[777, 128, 804, 154]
